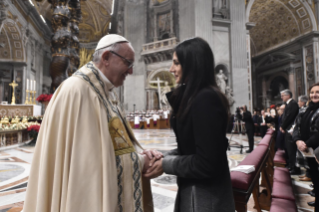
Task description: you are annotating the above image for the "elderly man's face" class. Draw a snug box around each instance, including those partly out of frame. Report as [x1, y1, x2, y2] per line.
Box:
[281, 93, 290, 103]
[108, 43, 134, 87]
[298, 100, 305, 108]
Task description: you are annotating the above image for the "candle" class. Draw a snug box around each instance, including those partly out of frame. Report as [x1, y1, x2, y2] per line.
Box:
[34, 80, 36, 91]
[27, 79, 29, 90]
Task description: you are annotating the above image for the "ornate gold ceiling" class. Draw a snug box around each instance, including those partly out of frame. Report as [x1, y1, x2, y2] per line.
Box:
[249, 0, 315, 55]
[31, 0, 112, 43]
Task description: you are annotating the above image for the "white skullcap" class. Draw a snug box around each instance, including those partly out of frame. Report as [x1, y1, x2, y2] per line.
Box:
[95, 34, 128, 51]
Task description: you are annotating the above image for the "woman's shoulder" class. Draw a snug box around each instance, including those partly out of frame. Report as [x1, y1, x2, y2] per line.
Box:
[194, 87, 220, 101]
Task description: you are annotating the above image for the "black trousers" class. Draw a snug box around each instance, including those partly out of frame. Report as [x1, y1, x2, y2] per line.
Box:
[307, 158, 319, 211]
[285, 132, 297, 169]
[246, 127, 254, 151]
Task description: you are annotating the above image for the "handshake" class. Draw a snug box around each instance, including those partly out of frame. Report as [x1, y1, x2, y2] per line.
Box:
[141, 149, 164, 179]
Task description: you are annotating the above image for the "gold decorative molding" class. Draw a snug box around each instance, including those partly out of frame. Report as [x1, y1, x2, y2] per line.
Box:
[79, 48, 94, 67]
[249, 0, 313, 55]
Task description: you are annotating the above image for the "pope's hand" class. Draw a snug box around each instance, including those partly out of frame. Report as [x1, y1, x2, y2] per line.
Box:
[142, 155, 156, 173]
[142, 149, 163, 166]
[143, 158, 164, 179]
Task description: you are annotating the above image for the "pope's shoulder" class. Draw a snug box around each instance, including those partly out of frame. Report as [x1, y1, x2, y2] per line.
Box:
[56, 75, 94, 96]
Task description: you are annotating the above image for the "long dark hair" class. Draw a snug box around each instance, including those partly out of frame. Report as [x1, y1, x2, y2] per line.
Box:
[171, 37, 230, 121]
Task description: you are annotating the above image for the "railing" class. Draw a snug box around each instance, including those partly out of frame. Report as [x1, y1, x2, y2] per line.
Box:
[142, 37, 178, 53]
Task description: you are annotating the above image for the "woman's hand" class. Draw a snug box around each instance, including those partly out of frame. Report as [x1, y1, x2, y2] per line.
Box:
[296, 140, 308, 152]
[143, 158, 164, 179]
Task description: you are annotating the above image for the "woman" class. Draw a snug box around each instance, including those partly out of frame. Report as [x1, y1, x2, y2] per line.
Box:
[293, 82, 319, 210]
[144, 37, 235, 211]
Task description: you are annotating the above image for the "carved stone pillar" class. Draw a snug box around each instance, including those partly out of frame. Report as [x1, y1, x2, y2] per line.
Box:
[261, 76, 267, 108]
[287, 67, 296, 100]
[154, 13, 158, 41]
[68, 0, 81, 76]
[49, 4, 71, 92]
[315, 0, 319, 29]
[304, 44, 315, 92]
[0, 0, 8, 27]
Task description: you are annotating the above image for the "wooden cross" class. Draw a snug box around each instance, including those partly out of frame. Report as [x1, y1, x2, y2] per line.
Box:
[149, 77, 165, 109]
[9, 80, 18, 105]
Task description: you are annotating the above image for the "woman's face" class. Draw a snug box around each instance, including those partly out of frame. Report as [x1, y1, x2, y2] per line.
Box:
[169, 52, 182, 84]
[310, 86, 319, 103]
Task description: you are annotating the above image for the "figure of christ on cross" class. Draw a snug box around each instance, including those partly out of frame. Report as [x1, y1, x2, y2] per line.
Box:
[9, 80, 18, 105]
[150, 77, 165, 109]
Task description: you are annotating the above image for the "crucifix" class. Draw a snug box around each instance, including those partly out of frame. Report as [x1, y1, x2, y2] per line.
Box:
[9, 80, 18, 105]
[149, 77, 165, 109]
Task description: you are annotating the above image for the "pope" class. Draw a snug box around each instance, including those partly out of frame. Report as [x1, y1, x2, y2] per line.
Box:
[23, 34, 162, 212]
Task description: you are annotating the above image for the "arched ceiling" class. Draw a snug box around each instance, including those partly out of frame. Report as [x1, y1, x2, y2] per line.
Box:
[248, 0, 316, 56]
[31, 0, 112, 43]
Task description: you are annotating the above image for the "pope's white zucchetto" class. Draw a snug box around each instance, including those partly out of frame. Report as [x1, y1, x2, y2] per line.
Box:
[95, 34, 128, 52]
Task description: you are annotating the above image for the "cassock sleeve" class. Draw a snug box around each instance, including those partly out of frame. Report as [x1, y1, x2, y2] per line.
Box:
[162, 90, 228, 179]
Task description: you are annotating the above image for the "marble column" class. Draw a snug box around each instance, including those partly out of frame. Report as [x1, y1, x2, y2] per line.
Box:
[312, 38, 319, 84]
[288, 67, 296, 100]
[230, 0, 248, 111]
[315, 0, 319, 29]
[154, 13, 158, 41]
[194, 0, 214, 48]
[261, 76, 267, 108]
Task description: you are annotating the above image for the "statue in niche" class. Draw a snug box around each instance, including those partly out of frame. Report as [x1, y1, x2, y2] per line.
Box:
[225, 86, 235, 106]
[160, 81, 171, 109]
[117, 8, 124, 35]
[216, 70, 227, 94]
[213, 0, 228, 19]
[213, 0, 222, 13]
[158, 13, 171, 39]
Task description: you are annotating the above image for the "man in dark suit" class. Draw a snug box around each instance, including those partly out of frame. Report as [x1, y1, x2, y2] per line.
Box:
[280, 89, 300, 174]
[241, 105, 254, 153]
[259, 109, 268, 138]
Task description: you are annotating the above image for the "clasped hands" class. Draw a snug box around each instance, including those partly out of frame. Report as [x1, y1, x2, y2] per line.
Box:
[141, 149, 164, 179]
[296, 140, 307, 152]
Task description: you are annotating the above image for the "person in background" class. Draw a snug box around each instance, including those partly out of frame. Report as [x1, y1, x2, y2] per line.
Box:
[295, 95, 312, 182]
[259, 109, 268, 138]
[241, 105, 255, 153]
[280, 89, 300, 175]
[276, 104, 286, 151]
[293, 82, 319, 209]
[253, 110, 260, 136]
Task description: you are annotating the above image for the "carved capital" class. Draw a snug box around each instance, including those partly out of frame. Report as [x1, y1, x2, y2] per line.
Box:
[0, 0, 9, 25]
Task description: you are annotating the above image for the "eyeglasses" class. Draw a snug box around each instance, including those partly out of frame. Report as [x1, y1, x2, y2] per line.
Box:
[110, 50, 134, 69]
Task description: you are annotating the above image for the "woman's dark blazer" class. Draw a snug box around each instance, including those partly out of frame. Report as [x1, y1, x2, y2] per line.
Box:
[162, 87, 235, 212]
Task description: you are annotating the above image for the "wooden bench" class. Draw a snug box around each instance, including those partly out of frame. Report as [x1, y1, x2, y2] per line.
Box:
[274, 150, 286, 168]
[231, 129, 275, 212]
[269, 167, 297, 212]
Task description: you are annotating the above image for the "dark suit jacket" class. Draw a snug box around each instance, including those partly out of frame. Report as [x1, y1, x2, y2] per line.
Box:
[162, 87, 235, 212]
[281, 99, 299, 131]
[242, 111, 254, 131]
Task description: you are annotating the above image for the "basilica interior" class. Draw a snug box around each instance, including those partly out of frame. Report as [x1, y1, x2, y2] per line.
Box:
[0, 0, 318, 211]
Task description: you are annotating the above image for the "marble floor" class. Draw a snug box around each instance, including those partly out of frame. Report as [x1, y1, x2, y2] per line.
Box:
[0, 129, 315, 212]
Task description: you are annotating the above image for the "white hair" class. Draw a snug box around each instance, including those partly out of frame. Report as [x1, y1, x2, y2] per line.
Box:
[92, 42, 135, 63]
